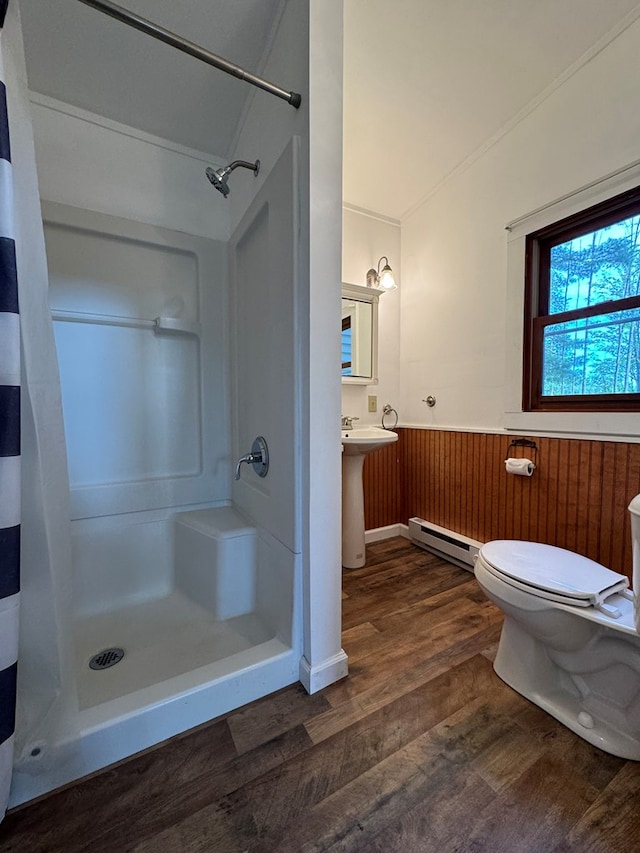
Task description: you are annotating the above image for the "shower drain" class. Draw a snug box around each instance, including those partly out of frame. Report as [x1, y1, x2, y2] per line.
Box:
[89, 647, 125, 670]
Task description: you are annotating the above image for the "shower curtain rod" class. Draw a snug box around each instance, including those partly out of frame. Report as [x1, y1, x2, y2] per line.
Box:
[77, 0, 302, 109]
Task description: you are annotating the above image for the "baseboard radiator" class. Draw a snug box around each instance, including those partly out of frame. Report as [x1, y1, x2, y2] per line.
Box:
[408, 517, 482, 573]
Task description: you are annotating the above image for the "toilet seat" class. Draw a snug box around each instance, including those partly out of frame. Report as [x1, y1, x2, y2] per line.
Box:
[479, 540, 629, 610]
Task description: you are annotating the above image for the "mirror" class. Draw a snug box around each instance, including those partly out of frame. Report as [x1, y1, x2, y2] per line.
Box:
[341, 282, 379, 385]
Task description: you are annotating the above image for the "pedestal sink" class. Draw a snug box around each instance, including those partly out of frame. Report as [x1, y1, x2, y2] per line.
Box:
[342, 427, 398, 568]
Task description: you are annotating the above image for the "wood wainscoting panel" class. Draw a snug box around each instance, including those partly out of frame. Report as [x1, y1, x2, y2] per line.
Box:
[600, 442, 640, 577]
[362, 439, 402, 532]
[361, 428, 640, 579]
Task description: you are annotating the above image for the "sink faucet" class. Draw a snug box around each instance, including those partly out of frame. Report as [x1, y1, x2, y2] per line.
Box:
[341, 415, 359, 430]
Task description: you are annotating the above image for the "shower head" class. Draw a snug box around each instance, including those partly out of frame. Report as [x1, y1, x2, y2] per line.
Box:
[205, 166, 231, 197]
[205, 159, 260, 198]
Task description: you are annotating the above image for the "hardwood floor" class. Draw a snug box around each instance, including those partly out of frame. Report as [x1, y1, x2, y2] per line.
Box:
[2, 537, 640, 852]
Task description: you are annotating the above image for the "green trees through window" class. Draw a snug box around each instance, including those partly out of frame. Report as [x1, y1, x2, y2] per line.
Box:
[523, 187, 640, 411]
[544, 215, 640, 396]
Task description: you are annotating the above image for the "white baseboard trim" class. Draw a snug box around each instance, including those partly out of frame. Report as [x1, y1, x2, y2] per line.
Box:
[299, 649, 349, 694]
[365, 523, 410, 543]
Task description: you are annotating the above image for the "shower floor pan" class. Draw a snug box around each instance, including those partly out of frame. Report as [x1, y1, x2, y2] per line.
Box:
[74, 590, 274, 710]
[12, 597, 296, 809]
[11, 508, 300, 808]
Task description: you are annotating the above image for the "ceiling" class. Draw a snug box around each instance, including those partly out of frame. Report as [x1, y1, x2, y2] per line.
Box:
[343, 0, 640, 220]
[19, 1, 640, 221]
[19, 0, 287, 160]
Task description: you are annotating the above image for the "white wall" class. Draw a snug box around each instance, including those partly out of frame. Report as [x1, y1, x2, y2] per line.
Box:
[229, 2, 308, 232]
[304, 0, 346, 692]
[30, 95, 229, 242]
[399, 17, 640, 437]
[341, 206, 401, 425]
[28, 98, 234, 506]
[233, 0, 346, 692]
[229, 139, 299, 553]
[27, 101, 234, 633]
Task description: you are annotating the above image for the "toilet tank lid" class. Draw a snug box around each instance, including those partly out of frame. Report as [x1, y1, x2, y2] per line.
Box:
[629, 494, 640, 516]
[480, 540, 629, 602]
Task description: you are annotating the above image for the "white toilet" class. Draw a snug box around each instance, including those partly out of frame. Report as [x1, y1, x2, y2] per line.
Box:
[474, 495, 640, 760]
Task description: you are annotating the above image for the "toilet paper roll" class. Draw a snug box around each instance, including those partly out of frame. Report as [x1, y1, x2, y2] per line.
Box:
[505, 458, 535, 477]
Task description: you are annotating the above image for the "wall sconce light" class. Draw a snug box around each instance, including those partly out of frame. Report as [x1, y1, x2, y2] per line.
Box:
[366, 256, 397, 291]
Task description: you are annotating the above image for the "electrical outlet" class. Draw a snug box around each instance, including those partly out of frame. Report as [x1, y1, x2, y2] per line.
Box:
[368, 395, 377, 413]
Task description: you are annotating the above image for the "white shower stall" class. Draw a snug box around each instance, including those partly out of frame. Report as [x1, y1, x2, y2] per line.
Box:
[8, 0, 345, 809]
[11, 130, 303, 807]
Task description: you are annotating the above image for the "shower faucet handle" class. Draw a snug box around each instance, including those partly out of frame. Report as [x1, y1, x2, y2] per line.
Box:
[234, 436, 269, 480]
[234, 452, 257, 480]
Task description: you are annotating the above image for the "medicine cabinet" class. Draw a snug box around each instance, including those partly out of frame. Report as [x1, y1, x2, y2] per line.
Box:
[341, 282, 379, 385]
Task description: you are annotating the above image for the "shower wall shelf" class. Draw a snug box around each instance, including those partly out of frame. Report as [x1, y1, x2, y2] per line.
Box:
[51, 309, 201, 336]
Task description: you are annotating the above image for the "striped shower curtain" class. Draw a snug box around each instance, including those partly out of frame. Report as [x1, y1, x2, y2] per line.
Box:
[0, 1, 20, 819]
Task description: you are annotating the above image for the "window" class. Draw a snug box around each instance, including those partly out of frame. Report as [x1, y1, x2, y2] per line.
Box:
[341, 315, 352, 374]
[523, 185, 640, 411]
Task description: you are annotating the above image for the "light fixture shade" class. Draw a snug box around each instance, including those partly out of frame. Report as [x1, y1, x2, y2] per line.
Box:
[367, 256, 397, 290]
[378, 263, 397, 290]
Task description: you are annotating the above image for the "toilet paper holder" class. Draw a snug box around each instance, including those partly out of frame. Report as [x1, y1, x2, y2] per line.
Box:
[506, 438, 538, 466]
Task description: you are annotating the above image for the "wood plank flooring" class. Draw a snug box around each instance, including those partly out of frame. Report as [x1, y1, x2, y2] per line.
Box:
[2, 537, 640, 852]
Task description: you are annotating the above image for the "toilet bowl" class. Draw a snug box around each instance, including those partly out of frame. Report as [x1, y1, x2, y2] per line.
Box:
[474, 496, 640, 760]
